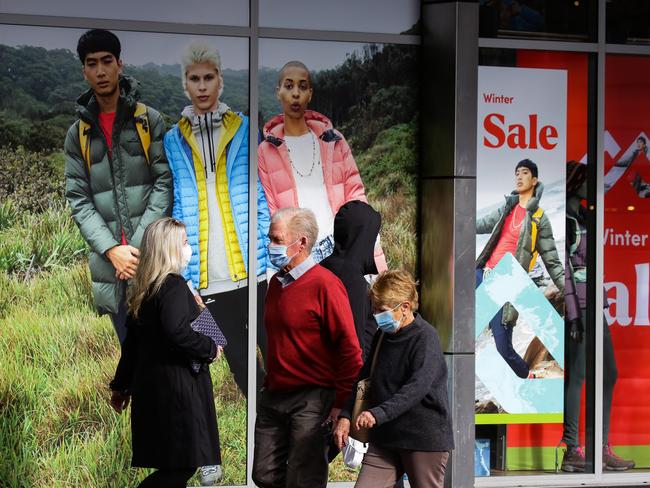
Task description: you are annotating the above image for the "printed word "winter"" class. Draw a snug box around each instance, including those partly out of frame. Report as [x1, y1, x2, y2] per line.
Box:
[483, 93, 514, 104]
[483, 113, 558, 150]
[604, 228, 649, 247]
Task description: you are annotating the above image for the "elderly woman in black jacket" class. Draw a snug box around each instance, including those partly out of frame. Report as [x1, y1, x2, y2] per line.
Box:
[109, 217, 221, 488]
[334, 270, 454, 488]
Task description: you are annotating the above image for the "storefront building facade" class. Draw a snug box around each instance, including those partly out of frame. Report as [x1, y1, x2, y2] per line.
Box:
[1, 0, 649, 486]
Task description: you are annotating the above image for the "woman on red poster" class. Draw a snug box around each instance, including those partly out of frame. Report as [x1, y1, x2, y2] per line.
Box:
[257, 60, 386, 271]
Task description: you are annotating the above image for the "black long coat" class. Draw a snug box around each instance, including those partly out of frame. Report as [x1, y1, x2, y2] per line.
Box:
[111, 274, 220, 469]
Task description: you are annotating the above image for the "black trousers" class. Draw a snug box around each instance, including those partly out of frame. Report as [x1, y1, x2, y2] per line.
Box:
[252, 387, 335, 488]
[562, 309, 618, 447]
[203, 281, 267, 398]
[137, 468, 195, 488]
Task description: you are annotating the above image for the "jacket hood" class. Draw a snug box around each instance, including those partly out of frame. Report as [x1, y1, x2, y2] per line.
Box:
[180, 102, 230, 125]
[263, 110, 335, 140]
[329, 200, 381, 275]
[505, 181, 545, 212]
[76, 75, 141, 121]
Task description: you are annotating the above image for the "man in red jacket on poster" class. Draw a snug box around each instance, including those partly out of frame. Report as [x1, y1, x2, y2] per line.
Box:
[252, 207, 363, 488]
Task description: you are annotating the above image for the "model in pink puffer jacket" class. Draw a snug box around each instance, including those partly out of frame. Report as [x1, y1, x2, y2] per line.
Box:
[258, 109, 387, 271]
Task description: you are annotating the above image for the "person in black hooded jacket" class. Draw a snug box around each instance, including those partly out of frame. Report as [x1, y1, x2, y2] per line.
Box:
[321, 200, 381, 360]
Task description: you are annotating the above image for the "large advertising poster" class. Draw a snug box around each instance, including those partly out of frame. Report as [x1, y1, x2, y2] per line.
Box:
[603, 54, 650, 467]
[475, 66, 567, 423]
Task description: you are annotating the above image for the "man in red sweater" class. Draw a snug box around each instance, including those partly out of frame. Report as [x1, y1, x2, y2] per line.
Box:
[252, 207, 363, 488]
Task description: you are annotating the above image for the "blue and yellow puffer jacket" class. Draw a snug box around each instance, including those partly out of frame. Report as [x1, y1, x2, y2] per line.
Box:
[164, 110, 269, 289]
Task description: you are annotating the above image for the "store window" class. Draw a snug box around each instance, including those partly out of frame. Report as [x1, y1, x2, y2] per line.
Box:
[606, 1, 650, 45]
[602, 53, 650, 473]
[260, 0, 420, 35]
[0, 0, 248, 26]
[0, 24, 250, 487]
[475, 48, 595, 477]
[479, 0, 596, 42]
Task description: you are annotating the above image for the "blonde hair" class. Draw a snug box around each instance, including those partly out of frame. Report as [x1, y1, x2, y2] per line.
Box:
[370, 269, 419, 311]
[271, 207, 319, 251]
[128, 217, 186, 318]
[181, 39, 224, 100]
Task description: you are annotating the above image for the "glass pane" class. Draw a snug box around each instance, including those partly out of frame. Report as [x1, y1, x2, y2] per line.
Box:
[0, 0, 248, 26]
[0, 25, 248, 486]
[479, 0, 596, 42]
[606, 1, 650, 45]
[602, 53, 650, 473]
[258, 38, 418, 482]
[475, 48, 593, 477]
[260, 0, 420, 35]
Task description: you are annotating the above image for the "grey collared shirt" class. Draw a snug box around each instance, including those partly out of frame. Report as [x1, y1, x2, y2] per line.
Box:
[276, 256, 317, 288]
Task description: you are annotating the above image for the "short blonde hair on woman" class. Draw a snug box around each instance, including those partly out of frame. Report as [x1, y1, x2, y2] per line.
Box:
[271, 207, 319, 252]
[180, 39, 224, 100]
[370, 269, 419, 312]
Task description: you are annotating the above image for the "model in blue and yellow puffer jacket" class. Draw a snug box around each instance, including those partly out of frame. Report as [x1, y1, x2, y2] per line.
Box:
[164, 104, 270, 291]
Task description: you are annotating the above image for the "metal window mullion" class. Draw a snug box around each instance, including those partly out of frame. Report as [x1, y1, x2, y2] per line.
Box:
[478, 36, 598, 53]
[0, 13, 421, 46]
[606, 43, 650, 55]
[247, 0, 260, 486]
[258, 26, 419, 45]
[593, 0, 607, 480]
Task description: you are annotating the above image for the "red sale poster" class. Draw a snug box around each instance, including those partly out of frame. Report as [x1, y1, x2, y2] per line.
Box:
[503, 51, 650, 471]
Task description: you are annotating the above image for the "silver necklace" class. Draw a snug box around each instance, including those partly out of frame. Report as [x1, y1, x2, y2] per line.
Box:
[510, 205, 525, 231]
[286, 130, 319, 178]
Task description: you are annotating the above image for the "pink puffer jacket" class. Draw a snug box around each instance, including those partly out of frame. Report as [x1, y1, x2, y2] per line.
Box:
[258, 110, 387, 271]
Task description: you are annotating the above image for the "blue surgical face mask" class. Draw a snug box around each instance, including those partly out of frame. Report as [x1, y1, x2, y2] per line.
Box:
[373, 303, 404, 334]
[268, 239, 300, 269]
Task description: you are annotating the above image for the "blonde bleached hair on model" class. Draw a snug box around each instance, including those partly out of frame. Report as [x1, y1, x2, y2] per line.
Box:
[181, 39, 224, 100]
[128, 217, 186, 318]
[369, 269, 419, 312]
[271, 207, 319, 252]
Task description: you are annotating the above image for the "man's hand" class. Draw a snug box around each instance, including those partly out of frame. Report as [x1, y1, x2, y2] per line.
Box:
[355, 410, 376, 430]
[333, 417, 350, 450]
[194, 294, 205, 309]
[109, 390, 130, 413]
[107, 245, 140, 280]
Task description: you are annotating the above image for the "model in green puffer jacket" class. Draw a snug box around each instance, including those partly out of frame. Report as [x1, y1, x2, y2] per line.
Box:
[64, 30, 172, 341]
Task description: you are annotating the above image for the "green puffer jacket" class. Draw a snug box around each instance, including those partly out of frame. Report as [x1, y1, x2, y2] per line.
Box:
[476, 182, 564, 325]
[64, 76, 172, 315]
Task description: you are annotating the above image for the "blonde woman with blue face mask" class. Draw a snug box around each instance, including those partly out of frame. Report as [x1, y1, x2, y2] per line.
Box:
[334, 270, 455, 488]
[109, 217, 222, 488]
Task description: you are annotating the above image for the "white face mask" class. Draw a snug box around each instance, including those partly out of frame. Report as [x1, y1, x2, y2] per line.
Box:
[181, 244, 192, 271]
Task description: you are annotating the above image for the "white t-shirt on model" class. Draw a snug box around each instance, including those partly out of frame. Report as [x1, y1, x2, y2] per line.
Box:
[285, 131, 334, 242]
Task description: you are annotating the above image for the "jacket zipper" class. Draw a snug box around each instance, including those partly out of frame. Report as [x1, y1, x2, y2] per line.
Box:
[113, 116, 136, 239]
[93, 117, 127, 247]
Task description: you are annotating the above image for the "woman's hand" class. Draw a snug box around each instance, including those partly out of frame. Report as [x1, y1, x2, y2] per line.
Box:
[209, 346, 223, 363]
[355, 410, 376, 430]
[109, 390, 130, 414]
[333, 417, 350, 450]
[194, 294, 205, 309]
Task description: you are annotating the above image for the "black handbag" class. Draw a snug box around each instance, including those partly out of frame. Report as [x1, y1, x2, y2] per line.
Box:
[189, 307, 227, 373]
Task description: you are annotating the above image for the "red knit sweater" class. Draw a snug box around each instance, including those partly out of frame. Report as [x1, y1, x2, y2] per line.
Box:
[264, 264, 363, 407]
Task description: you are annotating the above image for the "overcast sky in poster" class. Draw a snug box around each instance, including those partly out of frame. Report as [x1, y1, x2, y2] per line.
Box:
[0, 24, 377, 71]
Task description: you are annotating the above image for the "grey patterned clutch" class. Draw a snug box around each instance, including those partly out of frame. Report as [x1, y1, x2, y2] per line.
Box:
[190, 307, 227, 373]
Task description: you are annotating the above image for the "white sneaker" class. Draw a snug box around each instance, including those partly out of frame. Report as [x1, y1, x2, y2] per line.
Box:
[199, 465, 223, 486]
